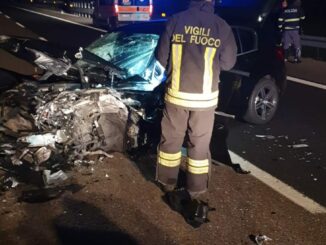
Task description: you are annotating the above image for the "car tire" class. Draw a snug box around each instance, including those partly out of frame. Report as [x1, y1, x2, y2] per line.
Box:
[243, 76, 279, 124]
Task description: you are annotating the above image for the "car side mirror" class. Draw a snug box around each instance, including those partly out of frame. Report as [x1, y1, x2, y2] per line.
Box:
[75, 47, 83, 60]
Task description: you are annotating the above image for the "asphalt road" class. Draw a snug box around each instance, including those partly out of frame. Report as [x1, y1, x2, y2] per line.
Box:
[0, 5, 325, 208]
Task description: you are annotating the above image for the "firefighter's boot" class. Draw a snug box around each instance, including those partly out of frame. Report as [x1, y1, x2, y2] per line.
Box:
[164, 189, 215, 228]
[284, 48, 290, 62]
[294, 48, 302, 63]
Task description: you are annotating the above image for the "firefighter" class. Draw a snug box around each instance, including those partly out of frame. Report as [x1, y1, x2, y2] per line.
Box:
[278, 0, 305, 63]
[154, 0, 237, 225]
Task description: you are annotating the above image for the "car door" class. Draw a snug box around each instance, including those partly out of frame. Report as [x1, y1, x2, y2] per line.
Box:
[235, 27, 258, 75]
[218, 27, 258, 112]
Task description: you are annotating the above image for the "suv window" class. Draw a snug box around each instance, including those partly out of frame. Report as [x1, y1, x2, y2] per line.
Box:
[234, 27, 258, 55]
[232, 28, 241, 55]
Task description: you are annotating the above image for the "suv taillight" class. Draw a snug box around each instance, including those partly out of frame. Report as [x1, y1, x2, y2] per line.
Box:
[149, 4, 153, 16]
[114, 4, 119, 14]
[275, 46, 284, 61]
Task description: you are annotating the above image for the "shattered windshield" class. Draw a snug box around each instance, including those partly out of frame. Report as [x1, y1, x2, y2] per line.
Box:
[86, 32, 159, 80]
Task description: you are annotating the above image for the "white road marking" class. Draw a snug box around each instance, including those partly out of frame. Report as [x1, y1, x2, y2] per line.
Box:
[4, 14, 10, 19]
[225, 151, 326, 214]
[16, 22, 25, 28]
[38, 37, 48, 42]
[15, 6, 107, 33]
[287, 76, 326, 90]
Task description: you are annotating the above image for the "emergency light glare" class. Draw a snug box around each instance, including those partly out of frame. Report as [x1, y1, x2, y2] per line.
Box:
[115, 4, 119, 14]
[161, 12, 166, 17]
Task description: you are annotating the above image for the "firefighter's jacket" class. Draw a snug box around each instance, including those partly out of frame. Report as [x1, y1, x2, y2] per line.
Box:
[278, 5, 305, 31]
[155, 1, 237, 110]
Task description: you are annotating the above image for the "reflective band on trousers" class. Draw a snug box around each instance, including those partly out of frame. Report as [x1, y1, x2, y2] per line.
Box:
[165, 92, 218, 108]
[187, 158, 209, 175]
[284, 26, 300, 30]
[158, 151, 182, 168]
[172, 44, 182, 91]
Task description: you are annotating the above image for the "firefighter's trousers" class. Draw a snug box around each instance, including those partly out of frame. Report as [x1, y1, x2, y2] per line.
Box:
[156, 103, 215, 196]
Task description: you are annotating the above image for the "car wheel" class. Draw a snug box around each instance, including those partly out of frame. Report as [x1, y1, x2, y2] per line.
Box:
[243, 76, 279, 124]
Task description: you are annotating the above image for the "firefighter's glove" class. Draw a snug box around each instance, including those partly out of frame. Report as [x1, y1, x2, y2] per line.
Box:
[163, 189, 215, 228]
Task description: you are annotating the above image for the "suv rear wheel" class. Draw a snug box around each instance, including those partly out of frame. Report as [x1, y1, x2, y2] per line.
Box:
[244, 76, 279, 124]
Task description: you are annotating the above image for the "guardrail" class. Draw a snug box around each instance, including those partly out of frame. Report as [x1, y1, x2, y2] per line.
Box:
[67, 1, 94, 18]
[301, 35, 326, 59]
[302, 35, 326, 49]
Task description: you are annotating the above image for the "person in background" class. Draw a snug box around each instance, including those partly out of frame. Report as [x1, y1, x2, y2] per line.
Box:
[278, 0, 305, 63]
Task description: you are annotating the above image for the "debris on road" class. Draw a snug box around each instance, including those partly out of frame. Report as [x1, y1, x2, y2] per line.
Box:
[43, 170, 68, 186]
[254, 234, 272, 245]
[19, 184, 83, 203]
[0, 81, 144, 198]
[290, 144, 309, 149]
[255, 135, 276, 140]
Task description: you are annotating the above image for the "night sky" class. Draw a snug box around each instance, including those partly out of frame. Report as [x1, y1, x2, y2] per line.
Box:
[301, 0, 326, 36]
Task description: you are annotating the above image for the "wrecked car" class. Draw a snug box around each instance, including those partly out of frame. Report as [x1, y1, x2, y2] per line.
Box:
[0, 24, 167, 194]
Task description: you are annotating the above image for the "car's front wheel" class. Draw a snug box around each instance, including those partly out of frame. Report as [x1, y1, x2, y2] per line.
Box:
[243, 76, 279, 124]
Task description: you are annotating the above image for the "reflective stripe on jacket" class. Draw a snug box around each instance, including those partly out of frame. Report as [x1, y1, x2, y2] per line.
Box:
[278, 7, 305, 31]
[155, 1, 237, 110]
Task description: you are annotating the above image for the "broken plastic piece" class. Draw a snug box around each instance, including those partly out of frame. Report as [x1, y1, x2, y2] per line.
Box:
[34, 147, 52, 164]
[25, 47, 72, 80]
[43, 170, 68, 186]
[18, 133, 56, 148]
[4, 177, 19, 188]
[80, 150, 113, 159]
[291, 144, 309, 149]
[10, 149, 30, 166]
[255, 135, 275, 140]
[255, 235, 272, 245]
